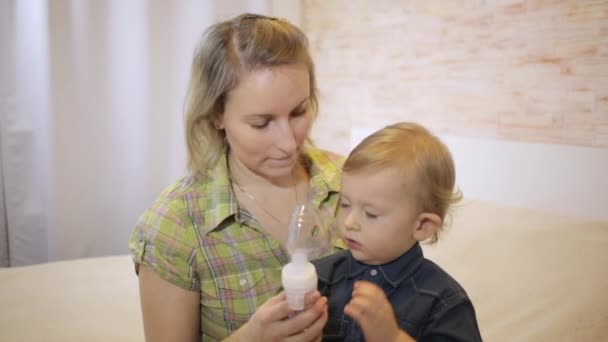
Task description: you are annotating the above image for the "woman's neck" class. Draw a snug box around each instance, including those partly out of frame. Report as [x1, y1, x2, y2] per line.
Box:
[227, 152, 311, 241]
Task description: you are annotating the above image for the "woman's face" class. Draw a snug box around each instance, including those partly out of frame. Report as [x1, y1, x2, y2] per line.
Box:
[219, 64, 313, 181]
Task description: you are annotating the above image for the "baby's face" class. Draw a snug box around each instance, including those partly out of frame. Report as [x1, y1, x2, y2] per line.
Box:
[338, 168, 421, 265]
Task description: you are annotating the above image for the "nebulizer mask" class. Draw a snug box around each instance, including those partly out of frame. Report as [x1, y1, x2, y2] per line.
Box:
[281, 202, 337, 310]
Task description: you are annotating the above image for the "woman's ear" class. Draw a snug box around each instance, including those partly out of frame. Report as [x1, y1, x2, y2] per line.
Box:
[213, 114, 225, 130]
[412, 213, 442, 241]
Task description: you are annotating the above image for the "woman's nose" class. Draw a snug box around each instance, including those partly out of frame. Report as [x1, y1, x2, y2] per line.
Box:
[275, 122, 297, 153]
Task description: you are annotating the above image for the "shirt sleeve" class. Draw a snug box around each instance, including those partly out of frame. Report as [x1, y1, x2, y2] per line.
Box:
[420, 299, 483, 342]
[128, 196, 200, 291]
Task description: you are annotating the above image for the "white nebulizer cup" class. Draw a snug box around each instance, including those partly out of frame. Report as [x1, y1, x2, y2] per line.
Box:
[281, 249, 317, 310]
[281, 203, 336, 310]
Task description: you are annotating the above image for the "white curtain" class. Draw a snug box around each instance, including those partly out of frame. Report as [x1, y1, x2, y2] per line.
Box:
[0, 0, 301, 267]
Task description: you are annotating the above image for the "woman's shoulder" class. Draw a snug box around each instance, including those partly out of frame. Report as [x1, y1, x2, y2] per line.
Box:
[305, 146, 345, 169]
[139, 174, 213, 225]
[304, 146, 345, 189]
[130, 174, 208, 291]
[156, 174, 204, 201]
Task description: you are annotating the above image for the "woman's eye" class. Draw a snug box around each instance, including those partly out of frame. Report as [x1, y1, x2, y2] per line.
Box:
[251, 121, 269, 129]
[339, 202, 350, 209]
[291, 109, 306, 118]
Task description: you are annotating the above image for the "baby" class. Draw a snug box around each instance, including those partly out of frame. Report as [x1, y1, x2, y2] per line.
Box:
[315, 122, 482, 341]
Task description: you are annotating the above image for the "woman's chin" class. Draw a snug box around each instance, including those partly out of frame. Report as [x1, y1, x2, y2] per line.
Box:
[262, 160, 299, 176]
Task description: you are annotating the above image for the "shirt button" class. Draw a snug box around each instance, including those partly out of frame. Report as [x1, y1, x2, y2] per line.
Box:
[240, 278, 247, 286]
[370, 269, 378, 276]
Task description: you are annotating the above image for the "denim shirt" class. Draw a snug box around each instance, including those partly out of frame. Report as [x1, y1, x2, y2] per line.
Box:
[313, 243, 482, 342]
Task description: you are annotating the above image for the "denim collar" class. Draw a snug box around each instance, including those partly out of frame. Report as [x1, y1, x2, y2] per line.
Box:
[347, 243, 424, 288]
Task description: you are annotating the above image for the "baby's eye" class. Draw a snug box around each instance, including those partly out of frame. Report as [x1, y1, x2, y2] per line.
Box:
[365, 211, 377, 219]
[339, 202, 350, 209]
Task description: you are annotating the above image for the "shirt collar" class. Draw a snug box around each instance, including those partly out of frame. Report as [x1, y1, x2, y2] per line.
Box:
[347, 243, 424, 288]
[300, 144, 342, 206]
[196, 153, 239, 235]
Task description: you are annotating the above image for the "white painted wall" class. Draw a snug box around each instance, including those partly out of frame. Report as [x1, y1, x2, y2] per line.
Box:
[351, 127, 608, 221]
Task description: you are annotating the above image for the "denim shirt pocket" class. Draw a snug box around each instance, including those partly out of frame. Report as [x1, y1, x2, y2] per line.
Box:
[395, 292, 438, 340]
[318, 278, 349, 341]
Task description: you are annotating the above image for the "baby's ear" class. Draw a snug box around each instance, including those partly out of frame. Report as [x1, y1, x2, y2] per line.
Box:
[412, 213, 442, 241]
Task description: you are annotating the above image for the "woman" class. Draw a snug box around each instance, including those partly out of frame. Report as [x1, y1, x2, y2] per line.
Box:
[129, 13, 344, 341]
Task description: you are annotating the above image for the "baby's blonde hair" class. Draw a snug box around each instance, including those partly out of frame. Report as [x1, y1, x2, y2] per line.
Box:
[343, 122, 462, 243]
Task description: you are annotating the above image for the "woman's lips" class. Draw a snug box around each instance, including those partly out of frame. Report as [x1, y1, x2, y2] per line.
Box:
[269, 156, 294, 166]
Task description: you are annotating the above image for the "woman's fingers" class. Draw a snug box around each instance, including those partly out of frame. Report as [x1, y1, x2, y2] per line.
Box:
[256, 292, 294, 325]
[285, 298, 328, 342]
[248, 291, 328, 341]
[290, 296, 327, 333]
[268, 291, 286, 304]
[263, 290, 321, 324]
[303, 290, 321, 307]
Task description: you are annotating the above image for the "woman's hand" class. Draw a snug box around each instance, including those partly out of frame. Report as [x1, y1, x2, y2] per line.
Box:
[228, 290, 328, 342]
[344, 281, 414, 342]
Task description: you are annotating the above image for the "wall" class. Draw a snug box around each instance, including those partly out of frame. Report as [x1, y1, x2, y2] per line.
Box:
[304, 0, 608, 220]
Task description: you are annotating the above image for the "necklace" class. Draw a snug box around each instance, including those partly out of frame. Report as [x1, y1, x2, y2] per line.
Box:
[230, 169, 299, 226]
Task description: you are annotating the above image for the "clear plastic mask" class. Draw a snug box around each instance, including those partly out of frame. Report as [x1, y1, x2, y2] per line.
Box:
[285, 202, 338, 260]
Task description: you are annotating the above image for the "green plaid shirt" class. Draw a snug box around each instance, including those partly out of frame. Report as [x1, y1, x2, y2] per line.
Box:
[129, 146, 344, 341]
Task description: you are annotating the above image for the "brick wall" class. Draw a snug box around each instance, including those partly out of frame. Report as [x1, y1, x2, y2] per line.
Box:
[302, 0, 608, 154]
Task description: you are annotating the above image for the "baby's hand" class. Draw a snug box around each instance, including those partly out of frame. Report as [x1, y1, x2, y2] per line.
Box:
[344, 281, 413, 342]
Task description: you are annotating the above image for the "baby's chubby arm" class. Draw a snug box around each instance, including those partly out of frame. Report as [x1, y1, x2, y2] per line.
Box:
[345, 281, 415, 342]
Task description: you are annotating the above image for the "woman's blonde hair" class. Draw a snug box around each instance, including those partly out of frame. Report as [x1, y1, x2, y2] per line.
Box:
[184, 13, 319, 175]
[343, 122, 462, 243]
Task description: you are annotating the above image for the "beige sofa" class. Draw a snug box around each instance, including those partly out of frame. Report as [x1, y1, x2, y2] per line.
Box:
[1, 199, 607, 341]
